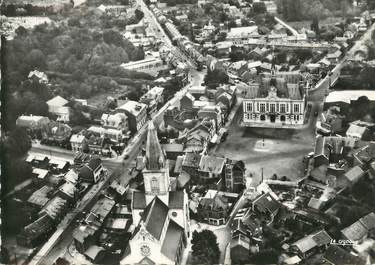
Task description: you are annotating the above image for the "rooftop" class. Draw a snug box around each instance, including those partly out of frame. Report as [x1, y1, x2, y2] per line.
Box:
[142, 197, 169, 241]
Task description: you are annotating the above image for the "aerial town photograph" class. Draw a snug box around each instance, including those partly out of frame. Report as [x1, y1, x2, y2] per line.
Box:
[2, 0, 375, 264]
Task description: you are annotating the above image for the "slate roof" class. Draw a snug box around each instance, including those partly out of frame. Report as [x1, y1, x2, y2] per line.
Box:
[161, 220, 184, 260]
[142, 197, 169, 241]
[169, 191, 184, 209]
[88, 157, 102, 170]
[341, 213, 375, 242]
[132, 191, 146, 209]
[252, 193, 280, 216]
[39, 197, 68, 220]
[145, 121, 165, 170]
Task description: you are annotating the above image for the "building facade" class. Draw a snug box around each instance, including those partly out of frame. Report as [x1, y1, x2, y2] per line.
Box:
[242, 70, 308, 127]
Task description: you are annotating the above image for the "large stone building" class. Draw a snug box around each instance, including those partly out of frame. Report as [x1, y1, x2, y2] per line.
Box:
[121, 121, 190, 265]
[242, 70, 308, 127]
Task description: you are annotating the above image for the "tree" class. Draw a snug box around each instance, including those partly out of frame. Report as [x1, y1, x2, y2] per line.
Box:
[191, 230, 220, 265]
[253, 2, 267, 14]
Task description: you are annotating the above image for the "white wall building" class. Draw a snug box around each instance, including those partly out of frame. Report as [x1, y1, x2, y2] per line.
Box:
[242, 70, 308, 127]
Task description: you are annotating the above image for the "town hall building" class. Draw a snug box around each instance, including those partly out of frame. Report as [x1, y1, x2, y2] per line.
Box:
[121, 121, 190, 265]
[242, 69, 308, 127]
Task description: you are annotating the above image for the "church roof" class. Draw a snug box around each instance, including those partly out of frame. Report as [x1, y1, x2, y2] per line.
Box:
[142, 197, 169, 240]
[161, 220, 184, 260]
[145, 121, 165, 170]
[169, 191, 185, 209]
[132, 191, 146, 209]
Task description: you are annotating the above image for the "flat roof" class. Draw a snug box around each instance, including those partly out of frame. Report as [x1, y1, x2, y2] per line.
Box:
[325, 90, 375, 104]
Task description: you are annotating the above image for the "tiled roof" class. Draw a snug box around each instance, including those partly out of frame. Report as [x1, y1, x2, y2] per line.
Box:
[161, 220, 184, 260]
[324, 245, 365, 265]
[344, 165, 365, 183]
[182, 153, 201, 168]
[252, 193, 280, 216]
[46, 95, 68, 107]
[198, 155, 226, 174]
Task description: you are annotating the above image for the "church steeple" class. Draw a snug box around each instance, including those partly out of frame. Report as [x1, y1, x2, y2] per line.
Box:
[145, 120, 165, 170]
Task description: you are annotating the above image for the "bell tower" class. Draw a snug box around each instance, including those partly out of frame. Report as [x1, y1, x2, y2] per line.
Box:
[143, 121, 170, 205]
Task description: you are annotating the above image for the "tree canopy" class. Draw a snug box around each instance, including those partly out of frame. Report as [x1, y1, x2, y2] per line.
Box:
[191, 230, 221, 265]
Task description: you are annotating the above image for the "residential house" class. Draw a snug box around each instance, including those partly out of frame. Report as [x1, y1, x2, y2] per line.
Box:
[116, 101, 147, 133]
[70, 134, 86, 153]
[73, 197, 116, 253]
[290, 230, 332, 259]
[16, 115, 50, 131]
[341, 212, 375, 243]
[251, 193, 280, 224]
[38, 196, 69, 222]
[323, 245, 366, 265]
[140, 86, 165, 114]
[198, 155, 226, 183]
[225, 160, 245, 193]
[46, 96, 70, 123]
[198, 190, 230, 225]
[180, 93, 195, 111]
[78, 157, 104, 183]
[57, 182, 78, 203]
[41, 122, 72, 145]
[326, 50, 342, 64]
[16, 214, 55, 248]
[101, 112, 129, 142]
[346, 124, 371, 140]
[197, 106, 224, 129]
[27, 186, 54, 208]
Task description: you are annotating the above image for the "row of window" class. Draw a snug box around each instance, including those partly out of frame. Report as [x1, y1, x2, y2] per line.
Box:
[245, 102, 302, 114]
[244, 113, 302, 121]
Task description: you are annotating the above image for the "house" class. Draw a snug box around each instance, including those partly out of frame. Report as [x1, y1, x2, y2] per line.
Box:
[38, 196, 69, 222]
[198, 106, 224, 129]
[198, 155, 226, 181]
[227, 26, 259, 43]
[290, 230, 332, 259]
[344, 165, 365, 185]
[49, 158, 70, 173]
[198, 191, 230, 226]
[323, 245, 366, 265]
[180, 93, 195, 110]
[101, 113, 128, 132]
[181, 153, 202, 180]
[251, 193, 280, 223]
[27, 186, 54, 208]
[346, 124, 370, 140]
[161, 144, 184, 160]
[57, 182, 78, 203]
[28, 70, 48, 84]
[26, 154, 49, 168]
[41, 122, 72, 145]
[32, 168, 50, 180]
[225, 160, 245, 193]
[78, 157, 104, 183]
[116, 101, 147, 133]
[341, 212, 375, 243]
[73, 197, 116, 253]
[326, 50, 342, 64]
[70, 134, 86, 153]
[16, 115, 50, 131]
[140, 86, 165, 114]
[46, 96, 70, 123]
[16, 214, 55, 248]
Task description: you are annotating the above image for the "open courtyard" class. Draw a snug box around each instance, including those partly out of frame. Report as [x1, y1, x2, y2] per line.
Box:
[213, 103, 320, 184]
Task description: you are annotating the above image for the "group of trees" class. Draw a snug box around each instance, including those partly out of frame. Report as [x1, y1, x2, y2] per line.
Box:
[278, 0, 355, 21]
[191, 230, 220, 264]
[204, 68, 229, 89]
[3, 6, 150, 129]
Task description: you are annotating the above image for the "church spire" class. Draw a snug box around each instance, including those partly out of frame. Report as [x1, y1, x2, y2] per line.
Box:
[145, 120, 165, 170]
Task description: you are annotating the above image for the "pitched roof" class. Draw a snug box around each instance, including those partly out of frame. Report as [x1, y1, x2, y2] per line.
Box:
[145, 121, 165, 170]
[39, 197, 68, 220]
[142, 197, 169, 240]
[182, 153, 201, 168]
[324, 245, 366, 265]
[198, 155, 226, 174]
[161, 220, 184, 260]
[292, 230, 332, 253]
[344, 165, 365, 183]
[252, 193, 280, 216]
[88, 157, 102, 170]
[46, 96, 68, 107]
[132, 191, 146, 209]
[169, 191, 184, 209]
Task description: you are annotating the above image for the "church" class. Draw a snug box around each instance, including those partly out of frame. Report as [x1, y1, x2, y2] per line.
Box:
[242, 68, 308, 128]
[121, 121, 190, 265]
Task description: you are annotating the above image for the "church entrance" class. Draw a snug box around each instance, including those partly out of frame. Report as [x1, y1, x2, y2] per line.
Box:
[270, 114, 276, 123]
